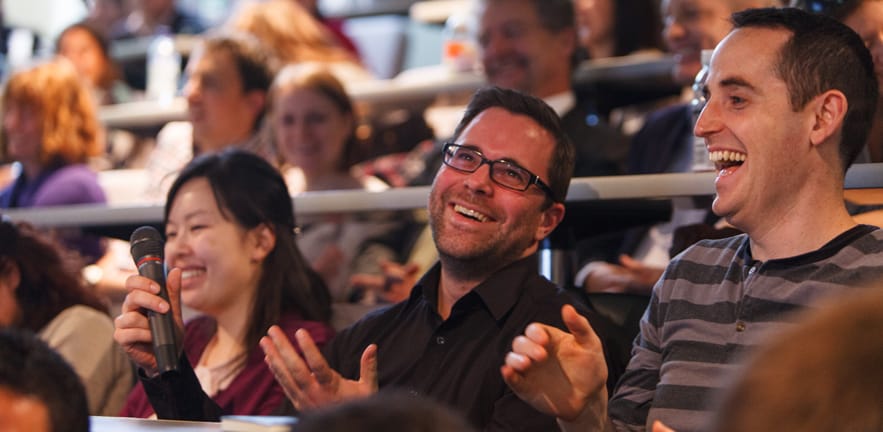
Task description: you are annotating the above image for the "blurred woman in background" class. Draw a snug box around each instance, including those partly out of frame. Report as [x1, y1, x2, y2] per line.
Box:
[56, 21, 133, 106]
[270, 64, 400, 319]
[227, 0, 372, 83]
[0, 220, 132, 416]
[575, 0, 664, 60]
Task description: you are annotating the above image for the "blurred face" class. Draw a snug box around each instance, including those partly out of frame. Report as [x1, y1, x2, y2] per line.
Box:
[695, 28, 814, 232]
[429, 107, 563, 267]
[2, 102, 42, 166]
[479, 0, 576, 97]
[164, 178, 265, 316]
[575, 0, 614, 54]
[273, 86, 353, 177]
[0, 388, 50, 432]
[57, 28, 106, 87]
[88, 0, 127, 29]
[184, 48, 263, 152]
[843, 1, 883, 92]
[662, 0, 735, 84]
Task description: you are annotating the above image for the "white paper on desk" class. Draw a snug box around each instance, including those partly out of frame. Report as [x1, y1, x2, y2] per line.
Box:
[220, 415, 298, 432]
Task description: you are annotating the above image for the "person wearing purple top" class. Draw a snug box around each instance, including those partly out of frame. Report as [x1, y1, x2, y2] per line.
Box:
[0, 59, 107, 263]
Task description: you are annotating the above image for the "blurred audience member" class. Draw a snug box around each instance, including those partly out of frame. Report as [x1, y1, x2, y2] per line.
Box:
[0, 221, 132, 416]
[292, 391, 477, 432]
[116, 150, 334, 418]
[112, 0, 207, 90]
[0, 329, 90, 432]
[56, 21, 149, 170]
[227, 0, 372, 83]
[478, 0, 628, 177]
[114, 0, 205, 39]
[0, 59, 106, 263]
[290, 0, 362, 58]
[713, 285, 883, 432]
[57, 21, 133, 106]
[84, 0, 130, 38]
[270, 64, 400, 309]
[143, 31, 276, 201]
[575, 0, 664, 60]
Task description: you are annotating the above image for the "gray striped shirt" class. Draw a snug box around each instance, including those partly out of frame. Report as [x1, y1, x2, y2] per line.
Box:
[609, 225, 883, 432]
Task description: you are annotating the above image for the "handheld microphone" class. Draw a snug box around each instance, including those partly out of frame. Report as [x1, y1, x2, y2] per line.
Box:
[130, 226, 179, 374]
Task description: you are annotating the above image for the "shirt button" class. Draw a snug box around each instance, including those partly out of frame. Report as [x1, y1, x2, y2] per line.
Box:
[735, 321, 746, 332]
[436, 336, 446, 345]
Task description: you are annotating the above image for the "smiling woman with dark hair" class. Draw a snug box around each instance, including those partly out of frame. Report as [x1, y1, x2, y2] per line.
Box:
[116, 149, 334, 419]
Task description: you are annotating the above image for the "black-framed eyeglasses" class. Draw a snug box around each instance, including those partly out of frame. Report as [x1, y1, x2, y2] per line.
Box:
[791, 0, 848, 15]
[441, 143, 556, 200]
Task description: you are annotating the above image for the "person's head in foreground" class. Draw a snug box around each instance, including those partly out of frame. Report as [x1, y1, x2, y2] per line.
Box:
[292, 391, 478, 432]
[0, 329, 89, 432]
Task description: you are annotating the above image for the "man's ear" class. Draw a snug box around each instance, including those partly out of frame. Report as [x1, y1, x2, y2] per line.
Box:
[249, 223, 277, 262]
[809, 89, 848, 147]
[535, 202, 566, 242]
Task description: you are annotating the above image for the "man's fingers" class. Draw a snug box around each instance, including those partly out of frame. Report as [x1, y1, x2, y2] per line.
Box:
[511, 334, 549, 363]
[260, 333, 310, 410]
[500, 364, 524, 390]
[266, 327, 315, 391]
[359, 344, 378, 391]
[295, 329, 334, 385]
[561, 305, 597, 346]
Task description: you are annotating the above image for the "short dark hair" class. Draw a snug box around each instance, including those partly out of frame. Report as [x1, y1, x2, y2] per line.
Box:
[0, 329, 89, 432]
[451, 86, 575, 203]
[199, 31, 276, 129]
[529, 0, 575, 32]
[292, 391, 478, 432]
[165, 149, 332, 351]
[731, 7, 878, 173]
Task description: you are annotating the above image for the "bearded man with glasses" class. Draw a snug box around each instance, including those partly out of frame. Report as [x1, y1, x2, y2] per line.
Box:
[255, 86, 627, 431]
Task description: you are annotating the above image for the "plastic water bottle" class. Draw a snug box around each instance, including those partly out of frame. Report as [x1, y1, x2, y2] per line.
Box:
[442, 12, 478, 73]
[146, 33, 181, 106]
[691, 49, 714, 172]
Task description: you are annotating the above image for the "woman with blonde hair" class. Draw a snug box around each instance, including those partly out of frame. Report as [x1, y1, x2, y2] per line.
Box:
[0, 59, 107, 263]
[227, 0, 372, 82]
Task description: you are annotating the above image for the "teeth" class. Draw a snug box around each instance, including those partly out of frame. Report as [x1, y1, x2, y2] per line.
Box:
[181, 269, 205, 280]
[454, 204, 489, 222]
[708, 150, 746, 163]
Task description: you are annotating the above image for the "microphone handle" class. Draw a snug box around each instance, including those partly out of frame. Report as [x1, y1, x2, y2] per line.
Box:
[139, 260, 179, 373]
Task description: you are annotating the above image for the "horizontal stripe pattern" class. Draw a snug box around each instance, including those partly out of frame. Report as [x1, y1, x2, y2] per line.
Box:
[609, 227, 883, 432]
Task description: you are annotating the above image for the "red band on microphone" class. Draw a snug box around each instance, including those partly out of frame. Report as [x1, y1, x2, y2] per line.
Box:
[136, 256, 162, 267]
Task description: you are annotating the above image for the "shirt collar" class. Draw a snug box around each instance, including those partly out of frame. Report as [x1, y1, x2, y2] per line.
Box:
[413, 255, 540, 322]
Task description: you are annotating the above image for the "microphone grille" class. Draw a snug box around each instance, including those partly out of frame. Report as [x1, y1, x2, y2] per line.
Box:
[130, 226, 164, 259]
